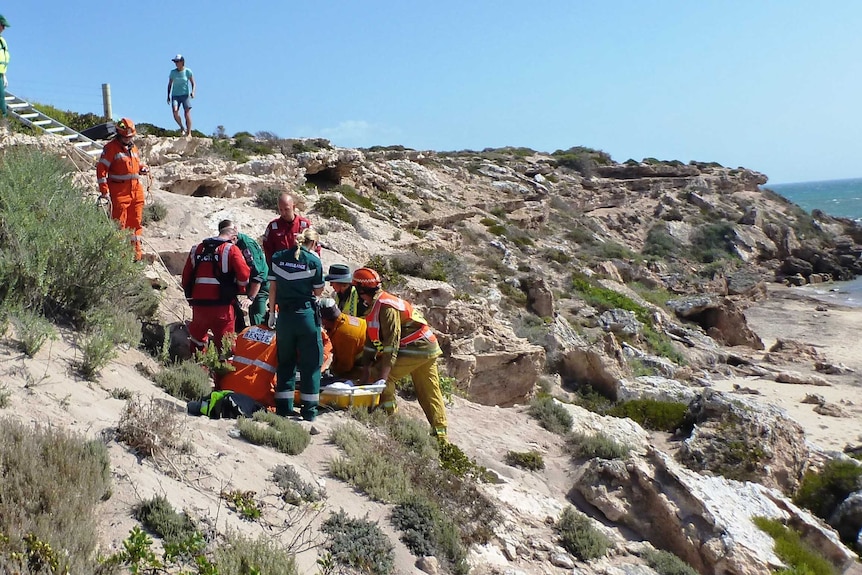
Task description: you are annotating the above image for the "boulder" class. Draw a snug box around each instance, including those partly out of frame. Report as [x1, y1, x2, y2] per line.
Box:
[678, 389, 809, 493]
[667, 296, 764, 350]
[830, 491, 862, 550]
[573, 448, 857, 575]
[522, 277, 554, 318]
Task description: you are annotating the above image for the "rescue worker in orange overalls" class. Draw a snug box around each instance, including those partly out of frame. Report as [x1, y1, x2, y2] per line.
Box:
[181, 222, 251, 354]
[96, 118, 148, 261]
[319, 297, 367, 379]
[352, 267, 448, 440]
[216, 322, 333, 408]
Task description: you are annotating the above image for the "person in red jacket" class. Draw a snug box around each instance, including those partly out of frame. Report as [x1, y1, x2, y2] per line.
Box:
[182, 221, 251, 354]
[96, 118, 149, 261]
[262, 192, 317, 265]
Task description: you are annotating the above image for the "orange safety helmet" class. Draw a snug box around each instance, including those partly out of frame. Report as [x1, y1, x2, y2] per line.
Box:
[352, 267, 382, 289]
[116, 118, 137, 138]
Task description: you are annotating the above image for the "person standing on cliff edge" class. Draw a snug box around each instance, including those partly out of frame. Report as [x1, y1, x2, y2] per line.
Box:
[167, 54, 196, 136]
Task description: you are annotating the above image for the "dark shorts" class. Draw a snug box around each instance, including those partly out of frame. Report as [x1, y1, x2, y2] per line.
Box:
[172, 94, 192, 112]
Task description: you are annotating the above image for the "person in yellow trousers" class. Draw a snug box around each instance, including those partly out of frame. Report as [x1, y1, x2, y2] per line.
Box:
[352, 267, 448, 441]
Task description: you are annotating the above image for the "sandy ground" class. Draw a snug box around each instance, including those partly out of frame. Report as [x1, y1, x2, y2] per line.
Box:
[711, 284, 862, 453]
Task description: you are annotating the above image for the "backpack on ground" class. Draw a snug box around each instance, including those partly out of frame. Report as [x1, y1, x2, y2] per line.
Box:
[187, 390, 265, 419]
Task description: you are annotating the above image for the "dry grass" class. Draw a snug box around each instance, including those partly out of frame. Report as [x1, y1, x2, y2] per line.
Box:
[116, 395, 188, 457]
[0, 419, 112, 574]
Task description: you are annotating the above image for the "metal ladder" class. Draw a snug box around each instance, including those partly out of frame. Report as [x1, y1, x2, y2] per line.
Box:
[4, 91, 103, 163]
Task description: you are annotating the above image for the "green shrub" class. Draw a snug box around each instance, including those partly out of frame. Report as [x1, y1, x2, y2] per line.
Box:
[643, 226, 678, 258]
[329, 423, 413, 502]
[313, 195, 354, 224]
[528, 396, 573, 435]
[8, 308, 56, 357]
[571, 273, 650, 323]
[572, 385, 615, 413]
[322, 510, 395, 575]
[391, 495, 467, 572]
[336, 184, 374, 209]
[28, 102, 104, 133]
[555, 506, 611, 560]
[237, 411, 311, 455]
[497, 281, 527, 305]
[752, 517, 837, 575]
[271, 464, 324, 505]
[77, 330, 117, 380]
[608, 399, 688, 432]
[214, 533, 298, 575]
[438, 441, 494, 482]
[567, 431, 631, 460]
[142, 200, 168, 225]
[390, 497, 439, 557]
[793, 459, 862, 522]
[153, 360, 213, 401]
[76, 308, 139, 380]
[390, 249, 465, 283]
[642, 549, 699, 575]
[364, 254, 404, 287]
[332, 413, 499, 560]
[210, 138, 250, 163]
[135, 495, 199, 548]
[0, 147, 159, 326]
[543, 248, 572, 264]
[220, 489, 263, 521]
[254, 187, 282, 210]
[504, 450, 545, 471]
[689, 222, 737, 263]
[0, 421, 112, 575]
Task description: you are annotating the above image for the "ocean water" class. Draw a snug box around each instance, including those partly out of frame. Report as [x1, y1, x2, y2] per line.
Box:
[769, 178, 862, 221]
[769, 178, 862, 306]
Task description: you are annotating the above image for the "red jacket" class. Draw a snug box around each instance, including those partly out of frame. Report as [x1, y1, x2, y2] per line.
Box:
[96, 138, 145, 197]
[182, 238, 251, 305]
[262, 215, 316, 263]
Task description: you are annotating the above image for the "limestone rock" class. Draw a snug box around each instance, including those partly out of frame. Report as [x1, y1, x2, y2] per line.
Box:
[667, 295, 763, 350]
[573, 448, 856, 575]
[830, 491, 862, 549]
[678, 389, 809, 493]
[775, 371, 831, 386]
[523, 277, 554, 318]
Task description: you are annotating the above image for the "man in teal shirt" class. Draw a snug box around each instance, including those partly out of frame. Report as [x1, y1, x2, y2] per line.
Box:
[234, 228, 269, 327]
[0, 15, 10, 119]
[268, 228, 324, 420]
[167, 54, 195, 135]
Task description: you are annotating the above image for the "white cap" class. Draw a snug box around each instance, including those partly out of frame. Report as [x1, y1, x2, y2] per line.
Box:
[171, 54, 184, 62]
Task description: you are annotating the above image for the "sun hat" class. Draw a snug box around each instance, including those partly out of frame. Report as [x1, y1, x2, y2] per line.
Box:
[324, 263, 352, 283]
[318, 298, 341, 321]
[0, 14, 10, 27]
[171, 54, 184, 62]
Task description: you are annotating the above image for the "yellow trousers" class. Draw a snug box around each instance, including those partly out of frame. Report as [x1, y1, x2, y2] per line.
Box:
[382, 355, 447, 433]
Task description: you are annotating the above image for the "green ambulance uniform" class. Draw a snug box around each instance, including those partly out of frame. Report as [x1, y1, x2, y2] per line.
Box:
[269, 246, 324, 420]
[236, 232, 269, 325]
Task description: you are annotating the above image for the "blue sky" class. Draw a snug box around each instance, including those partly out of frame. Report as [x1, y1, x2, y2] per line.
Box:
[6, 1, 861, 184]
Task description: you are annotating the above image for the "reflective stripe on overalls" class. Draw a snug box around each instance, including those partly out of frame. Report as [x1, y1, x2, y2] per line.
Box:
[365, 291, 436, 355]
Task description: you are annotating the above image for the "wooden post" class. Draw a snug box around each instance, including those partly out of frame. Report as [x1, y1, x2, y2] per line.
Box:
[101, 83, 112, 121]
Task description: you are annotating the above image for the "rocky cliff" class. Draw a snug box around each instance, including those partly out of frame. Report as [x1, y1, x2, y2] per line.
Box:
[2, 128, 861, 575]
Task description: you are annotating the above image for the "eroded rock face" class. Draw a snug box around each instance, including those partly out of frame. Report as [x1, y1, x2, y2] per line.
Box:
[573, 449, 856, 575]
[678, 389, 809, 493]
[667, 296, 764, 350]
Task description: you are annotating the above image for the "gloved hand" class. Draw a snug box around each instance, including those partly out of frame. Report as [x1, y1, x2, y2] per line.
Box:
[97, 194, 109, 207]
[139, 165, 149, 175]
[267, 312, 277, 329]
[373, 379, 386, 387]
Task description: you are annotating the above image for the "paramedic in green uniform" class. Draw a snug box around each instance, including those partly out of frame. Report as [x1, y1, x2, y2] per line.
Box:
[267, 228, 324, 420]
